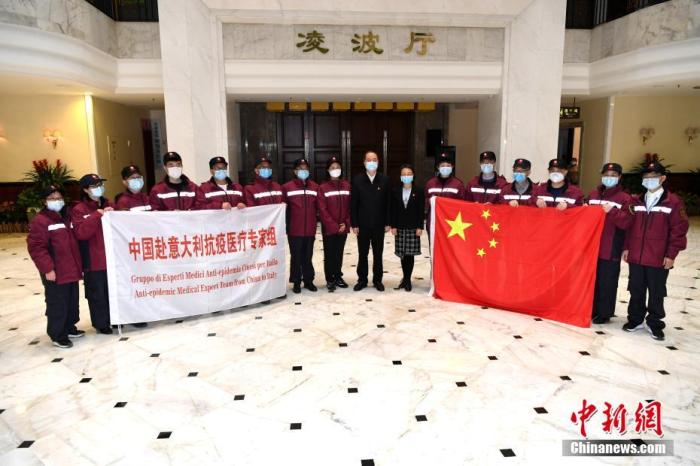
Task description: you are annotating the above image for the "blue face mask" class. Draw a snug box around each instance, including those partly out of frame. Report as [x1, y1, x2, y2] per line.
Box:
[259, 167, 272, 179]
[213, 169, 228, 181]
[89, 186, 104, 199]
[642, 177, 661, 190]
[46, 199, 64, 212]
[296, 169, 309, 181]
[127, 177, 144, 192]
[438, 166, 452, 177]
[401, 175, 413, 184]
[481, 164, 494, 174]
[365, 161, 378, 171]
[513, 172, 527, 183]
[601, 176, 618, 188]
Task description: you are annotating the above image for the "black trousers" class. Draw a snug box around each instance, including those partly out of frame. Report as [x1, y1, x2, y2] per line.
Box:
[400, 256, 415, 282]
[288, 236, 315, 284]
[357, 227, 385, 284]
[592, 259, 621, 319]
[84, 270, 111, 330]
[627, 263, 669, 331]
[323, 234, 347, 283]
[42, 277, 79, 342]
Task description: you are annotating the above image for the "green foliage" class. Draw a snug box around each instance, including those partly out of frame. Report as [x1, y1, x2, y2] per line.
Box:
[622, 153, 673, 194]
[16, 159, 75, 211]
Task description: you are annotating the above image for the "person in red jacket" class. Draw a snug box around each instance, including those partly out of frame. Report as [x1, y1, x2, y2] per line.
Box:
[282, 158, 319, 293]
[71, 174, 114, 334]
[27, 185, 84, 348]
[244, 157, 284, 206]
[622, 161, 689, 341]
[464, 151, 508, 204]
[587, 163, 634, 324]
[424, 152, 465, 235]
[318, 156, 351, 291]
[533, 159, 584, 209]
[197, 156, 246, 210]
[500, 158, 536, 206]
[149, 152, 200, 211]
[115, 165, 151, 211]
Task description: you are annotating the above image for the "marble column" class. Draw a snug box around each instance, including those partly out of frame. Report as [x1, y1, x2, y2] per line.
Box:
[158, 0, 228, 184]
[478, 0, 567, 182]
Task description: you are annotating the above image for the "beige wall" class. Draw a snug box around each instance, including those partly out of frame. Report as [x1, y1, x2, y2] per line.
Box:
[609, 96, 700, 173]
[0, 94, 94, 183]
[575, 97, 609, 194]
[91, 97, 148, 197]
[448, 104, 479, 183]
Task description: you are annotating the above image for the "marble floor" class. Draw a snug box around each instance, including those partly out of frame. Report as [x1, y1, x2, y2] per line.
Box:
[0, 220, 699, 466]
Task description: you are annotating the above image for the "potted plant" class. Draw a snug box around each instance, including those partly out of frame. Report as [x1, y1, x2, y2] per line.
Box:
[621, 153, 673, 195]
[16, 159, 75, 222]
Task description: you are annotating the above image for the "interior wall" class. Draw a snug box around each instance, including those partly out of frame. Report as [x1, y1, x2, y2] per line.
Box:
[448, 103, 479, 183]
[91, 97, 148, 197]
[0, 94, 93, 183]
[566, 97, 610, 193]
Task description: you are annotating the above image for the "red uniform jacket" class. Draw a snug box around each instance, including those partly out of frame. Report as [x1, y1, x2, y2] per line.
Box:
[197, 178, 244, 210]
[282, 179, 319, 237]
[424, 176, 466, 228]
[115, 190, 152, 211]
[587, 185, 634, 261]
[624, 189, 689, 268]
[318, 179, 351, 236]
[498, 179, 537, 206]
[464, 174, 508, 204]
[243, 177, 284, 206]
[532, 181, 584, 207]
[27, 209, 82, 284]
[149, 176, 199, 211]
[71, 197, 114, 272]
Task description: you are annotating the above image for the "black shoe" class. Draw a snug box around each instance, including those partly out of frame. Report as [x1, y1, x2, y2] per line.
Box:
[292, 282, 301, 294]
[335, 277, 349, 289]
[592, 316, 610, 324]
[374, 282, 385, 292]
[98, 327, 113, 335]
[622, 322, 644, 332]
[327, 282, 336, 292]
[353, 282, 367, 291]
[394, 280, 406, 291]
[405, 281, 412, 292]
[68, 329, 85, 339]
[304, 282, 318, 292]
[52, 339, 73, 348]
[132, 322, 148, 328]
[648, 327, 665, 341]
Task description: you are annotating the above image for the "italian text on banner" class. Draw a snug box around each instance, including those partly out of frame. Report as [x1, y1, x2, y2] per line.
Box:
[102, 204, 286, 324]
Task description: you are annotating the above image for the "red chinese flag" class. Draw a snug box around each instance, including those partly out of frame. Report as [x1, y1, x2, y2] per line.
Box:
[431, 197, 606, 327]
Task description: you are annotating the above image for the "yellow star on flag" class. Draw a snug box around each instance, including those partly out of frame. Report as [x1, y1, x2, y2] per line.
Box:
[446, 212, 472, 240]
[476, 248, 486, 258]
[490, 222, 500, 232]
[489, 238, 498, 248]
[481, 209, 491, 219]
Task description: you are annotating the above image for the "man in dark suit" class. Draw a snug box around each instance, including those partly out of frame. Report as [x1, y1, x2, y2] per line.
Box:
[351, 151, 391, 291]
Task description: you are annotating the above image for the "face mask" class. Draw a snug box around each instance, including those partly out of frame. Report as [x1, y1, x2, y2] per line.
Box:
[89, 186, 104, 199]
[259, 167, 272, 179]
[127, 177, 144, 192]
[213, 169, 228, 181]
[513, 172, 527, 183]
[365, 161, 378, 172]
[167, 166, 182, 179]
[642, 177, 661, 190]
[46, 199, 64, 212]
[296, 169, 309, 181]
[438, 166, 452, 177]
[328, 169, 341, 178]
[549, 172, 565, 183]
[601, 176, 618, 188]
[401, 175, 414, 184]
[481, 164, 494, 174]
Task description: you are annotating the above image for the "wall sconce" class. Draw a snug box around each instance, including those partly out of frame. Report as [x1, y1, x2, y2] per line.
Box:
[639, 127, 655, 145]
[685, 127, 699, 144]
[43, 129, 62, 149]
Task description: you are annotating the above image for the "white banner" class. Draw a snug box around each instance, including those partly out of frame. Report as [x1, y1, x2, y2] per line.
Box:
[103, 205, 287, 324]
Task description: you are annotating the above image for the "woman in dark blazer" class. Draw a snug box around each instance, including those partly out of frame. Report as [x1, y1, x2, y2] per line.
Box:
[390, 164, 425, 291]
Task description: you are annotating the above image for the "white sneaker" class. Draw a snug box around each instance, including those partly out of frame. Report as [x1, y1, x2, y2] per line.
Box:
[622, 322, 645, 332]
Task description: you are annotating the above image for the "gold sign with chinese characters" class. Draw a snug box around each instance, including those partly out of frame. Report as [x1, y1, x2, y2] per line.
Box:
[296, 29, 435, 56]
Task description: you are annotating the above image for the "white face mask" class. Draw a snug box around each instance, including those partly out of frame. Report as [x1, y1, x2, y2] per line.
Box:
[46, 199, 64, 212]
[328, 169, 342, 178]
[167, 166, 182, 179]
[549, 172, 565, 183]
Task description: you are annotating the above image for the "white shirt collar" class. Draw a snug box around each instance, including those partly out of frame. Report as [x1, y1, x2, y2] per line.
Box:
[645, 187, 664, 208]
[367, 172, 376, 182]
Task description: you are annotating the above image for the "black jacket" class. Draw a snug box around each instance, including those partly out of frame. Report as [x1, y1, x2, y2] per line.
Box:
[390, 185, 424, 229]
[351, 172, 391, 229]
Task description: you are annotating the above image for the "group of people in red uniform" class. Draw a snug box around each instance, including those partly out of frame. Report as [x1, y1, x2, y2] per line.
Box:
[26, 148, 688, 348]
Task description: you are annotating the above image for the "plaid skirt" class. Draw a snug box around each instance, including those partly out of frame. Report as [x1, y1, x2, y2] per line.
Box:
[395, 228, 421, 257]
